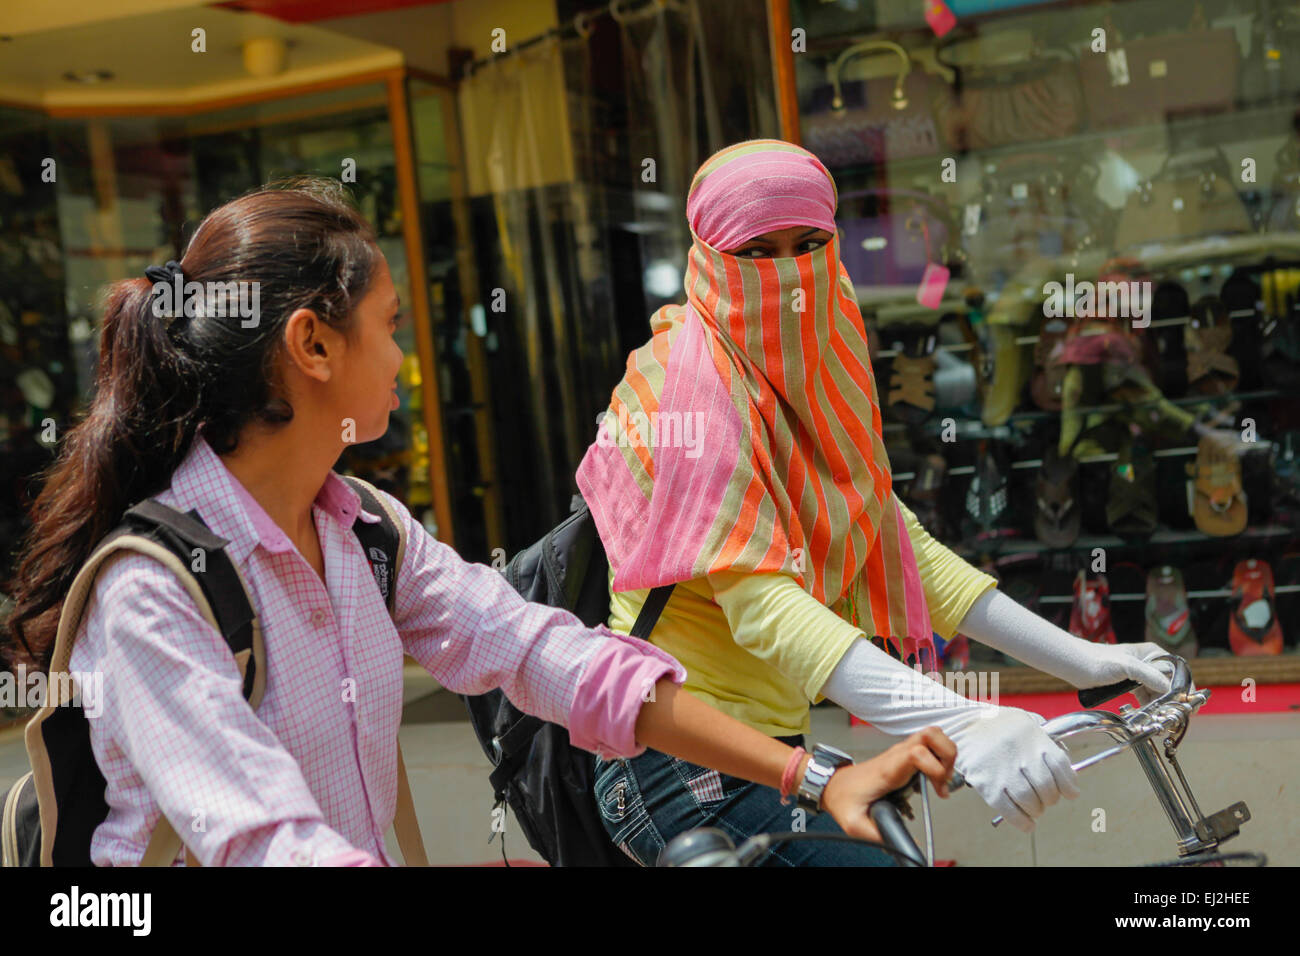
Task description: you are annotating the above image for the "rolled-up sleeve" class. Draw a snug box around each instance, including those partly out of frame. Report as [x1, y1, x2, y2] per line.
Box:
[73, 552, 361, 867]
[380, 492, 686, 759]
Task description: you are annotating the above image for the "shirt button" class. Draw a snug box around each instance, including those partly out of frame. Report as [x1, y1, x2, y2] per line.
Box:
[309, 608, 328, 627]
[290, 849, 313, 867]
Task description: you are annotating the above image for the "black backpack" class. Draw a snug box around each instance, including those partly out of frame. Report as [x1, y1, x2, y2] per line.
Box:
[463, 497, 674, 867]
[1, 475, 428, 867]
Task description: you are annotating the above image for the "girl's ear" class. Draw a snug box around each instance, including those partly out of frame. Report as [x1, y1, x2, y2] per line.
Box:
[283, 307, 333, 383]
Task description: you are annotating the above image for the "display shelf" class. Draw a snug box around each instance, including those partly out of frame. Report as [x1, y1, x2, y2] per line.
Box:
[1035, 584, 1300, 604]
[953, 524, 1297, 559]
[883, 387, 1288, 440]
[894, 440, 1278, 480]
[975, 652, 1300, 695]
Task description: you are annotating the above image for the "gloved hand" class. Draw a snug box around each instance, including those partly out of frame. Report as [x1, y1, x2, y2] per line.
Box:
[948, 705, 1080, 833]
[820, 638, 1080, 832]
[958, 590, 1174, 700]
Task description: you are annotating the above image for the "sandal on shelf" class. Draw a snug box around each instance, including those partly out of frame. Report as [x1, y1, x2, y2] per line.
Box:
[1144, 566, 1197, 657]
[1188, 435, 1248, 536]
[1030, 316, 1069, 411]
[1229, 559, 1284, 656]
[886, 326, 938, 423]
[907, 452, 949, 539]
[939, 633, 970, 671]
[1106, 435, 1158, 541]
[1260, 268, 1300, 387]
[1034, 448, 1080, 547]
[1271, 430, 1300, 526]
[1070, 570, 1117, 644]
[1184, 295, 1239, 395]
[963, 441, 1012, 541]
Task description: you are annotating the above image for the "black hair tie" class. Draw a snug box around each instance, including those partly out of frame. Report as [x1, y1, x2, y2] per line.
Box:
[144, 260, 182, 284]
[143, 260, 191, 333]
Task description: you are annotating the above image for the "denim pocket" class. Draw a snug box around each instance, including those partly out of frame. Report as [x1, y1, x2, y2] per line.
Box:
[594, 758, 632, 825]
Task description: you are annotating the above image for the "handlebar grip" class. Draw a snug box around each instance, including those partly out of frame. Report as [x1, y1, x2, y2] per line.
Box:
[1077, 679, 1141, 709]
[869, 799, 925, 867]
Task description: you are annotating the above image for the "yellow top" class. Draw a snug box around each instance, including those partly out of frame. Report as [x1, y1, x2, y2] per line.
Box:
[607, 501, 997, 736]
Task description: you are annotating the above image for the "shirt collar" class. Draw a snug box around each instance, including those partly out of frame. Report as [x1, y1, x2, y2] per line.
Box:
[165, 433, 382, 565]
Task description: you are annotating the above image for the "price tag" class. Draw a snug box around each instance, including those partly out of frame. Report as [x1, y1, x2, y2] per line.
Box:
[1011, 182, 1028, 200]
[924, 1, 957, 37]
[916, 262, 950, 310]
[963, 202, 981, 236]
[1106, 48, 1130, 86]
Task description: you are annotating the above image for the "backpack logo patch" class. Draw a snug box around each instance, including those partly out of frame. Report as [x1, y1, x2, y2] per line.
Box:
[368, 546, 390, 598]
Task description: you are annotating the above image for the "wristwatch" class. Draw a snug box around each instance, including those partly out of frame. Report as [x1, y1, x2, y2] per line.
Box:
[795, 743, 854, 813]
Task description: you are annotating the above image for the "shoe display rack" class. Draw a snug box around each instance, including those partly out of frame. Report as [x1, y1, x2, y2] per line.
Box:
[781, 0, 1300, 694]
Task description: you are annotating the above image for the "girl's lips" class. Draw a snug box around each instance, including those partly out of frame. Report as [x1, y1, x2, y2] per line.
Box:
[390, 388, 400, 410]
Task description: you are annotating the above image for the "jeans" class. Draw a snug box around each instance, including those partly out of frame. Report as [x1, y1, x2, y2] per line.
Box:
[593, 735, 898, 867]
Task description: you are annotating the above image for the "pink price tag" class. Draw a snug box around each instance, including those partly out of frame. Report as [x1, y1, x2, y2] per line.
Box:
[925, 0, 957, 37]
[916, 262, 950, 309]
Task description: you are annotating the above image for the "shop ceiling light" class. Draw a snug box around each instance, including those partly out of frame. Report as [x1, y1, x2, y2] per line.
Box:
[243, 36, 288, 77]
[62, 69, 114, 84]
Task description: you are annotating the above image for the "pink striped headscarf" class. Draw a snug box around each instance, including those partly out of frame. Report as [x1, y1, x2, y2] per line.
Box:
[686, 139, 839, 252]
[577, 139, 937, 668]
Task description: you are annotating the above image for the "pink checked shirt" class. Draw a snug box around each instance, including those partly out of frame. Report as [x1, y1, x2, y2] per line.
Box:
[68, 434, 686, 866]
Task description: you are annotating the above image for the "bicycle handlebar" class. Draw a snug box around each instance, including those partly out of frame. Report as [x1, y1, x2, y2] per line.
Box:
[662, 655, 1244, 866]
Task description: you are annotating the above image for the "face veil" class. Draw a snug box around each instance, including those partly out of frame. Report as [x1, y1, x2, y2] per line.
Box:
[578, 140, 934, 662]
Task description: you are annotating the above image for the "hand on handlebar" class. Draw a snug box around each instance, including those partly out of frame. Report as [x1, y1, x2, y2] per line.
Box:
[820, 727, 957, 846]
[1071, 641, 1178, 706]
[948, 706, 1080, 833]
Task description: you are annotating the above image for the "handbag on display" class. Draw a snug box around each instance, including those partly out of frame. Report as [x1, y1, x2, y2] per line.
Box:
[1113, 148, 1254, 252]
[961, 153, 1111, 287]
[1264, 139, 1300, 234]
[838, 188, 954, 288]
[1238, 2, 1300, 106]
[802, 74, 941, 168]
[931, 31, 1083, 150]
[1078, 12, 1239, 129]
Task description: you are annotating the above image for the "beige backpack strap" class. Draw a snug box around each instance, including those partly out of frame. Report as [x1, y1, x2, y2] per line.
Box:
[346, 476, 428, 866]
[26, 534, 225, 867]
[394, 742, 428, 866]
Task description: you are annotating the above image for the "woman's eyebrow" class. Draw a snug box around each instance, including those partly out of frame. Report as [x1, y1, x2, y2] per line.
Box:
[796, 227, 824, 239]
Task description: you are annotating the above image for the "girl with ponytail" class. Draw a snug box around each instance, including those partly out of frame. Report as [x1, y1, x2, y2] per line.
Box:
[1, 177, 956, 866]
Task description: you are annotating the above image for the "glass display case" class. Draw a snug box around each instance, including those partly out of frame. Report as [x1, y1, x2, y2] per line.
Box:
[0, 76, 477, 591]
[783, 0, 1300, 688]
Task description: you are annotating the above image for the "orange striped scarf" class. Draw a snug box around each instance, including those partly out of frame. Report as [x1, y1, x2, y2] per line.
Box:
[577, 148, 934, 662]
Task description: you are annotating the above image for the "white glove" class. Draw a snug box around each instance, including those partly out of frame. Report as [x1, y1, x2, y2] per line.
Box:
[958, 589, 1175, 700]
[820, 638, 1078, 832]
[946, 706, 1080, 833]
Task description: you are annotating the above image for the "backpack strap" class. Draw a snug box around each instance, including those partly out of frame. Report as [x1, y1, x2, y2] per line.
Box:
[341, 476, 405, 614]
[25, 499, 261, 867]
[339, 475, 428, 867]
[486, 583, 676, 796]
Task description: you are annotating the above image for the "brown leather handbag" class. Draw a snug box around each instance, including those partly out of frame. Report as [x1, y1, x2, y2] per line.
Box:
[1079, 25, 1239, 129]
[932, 47, 1082, 150]
[1114, 149, 1253, 251]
